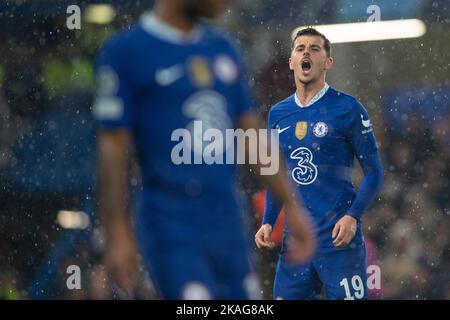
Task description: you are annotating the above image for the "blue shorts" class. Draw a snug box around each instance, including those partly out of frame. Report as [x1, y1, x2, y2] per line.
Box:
[273, 243, 368, 300]
[133, 191, 257, 300]
[136, 233, 256, 300]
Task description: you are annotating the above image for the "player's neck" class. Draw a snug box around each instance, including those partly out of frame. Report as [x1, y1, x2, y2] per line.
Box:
[295, 78, 327, 107]
[155, 3, 198, 34]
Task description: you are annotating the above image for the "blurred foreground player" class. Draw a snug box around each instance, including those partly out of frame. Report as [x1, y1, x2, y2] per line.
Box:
[255, 28, 383, 299]
[94, 0, 315, 299]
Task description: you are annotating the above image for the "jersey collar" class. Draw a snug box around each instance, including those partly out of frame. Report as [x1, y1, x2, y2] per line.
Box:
[294, 83, 330, 108]
[140, 11, 203, 45]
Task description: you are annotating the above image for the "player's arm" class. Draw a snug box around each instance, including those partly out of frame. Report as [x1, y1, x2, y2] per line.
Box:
[347, 152, 383, 220]
[255, 190, 283, 249]
[237, 113, 316, 263]
[254, 108, 286, 250]
[332, 103, 384, 248]
[332, 152, 383, 247]
[94, 38, 139, 296]
[97, 128, 139, 296]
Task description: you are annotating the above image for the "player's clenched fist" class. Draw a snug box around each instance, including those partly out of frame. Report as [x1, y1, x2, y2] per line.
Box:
[255, 202, 317, 265]
[255, 224, 275, 249]
[332, 215, 357, 248]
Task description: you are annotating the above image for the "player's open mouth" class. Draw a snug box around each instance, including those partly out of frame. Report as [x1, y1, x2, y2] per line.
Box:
[301, 59, 311, 71]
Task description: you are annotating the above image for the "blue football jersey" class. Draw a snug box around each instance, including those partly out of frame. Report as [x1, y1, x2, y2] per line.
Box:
[93, 14, 255, 240]
[266, 85, 379, 249]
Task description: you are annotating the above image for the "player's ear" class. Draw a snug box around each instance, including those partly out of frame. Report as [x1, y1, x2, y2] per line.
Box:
[325, 56, 333, 70]
[289, 57, 294, 71]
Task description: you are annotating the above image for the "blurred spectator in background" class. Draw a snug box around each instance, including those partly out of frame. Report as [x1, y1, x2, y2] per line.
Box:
[0, 267, 22, 300]
[257, 41, 296, 115]
[0, 88, 28, 171]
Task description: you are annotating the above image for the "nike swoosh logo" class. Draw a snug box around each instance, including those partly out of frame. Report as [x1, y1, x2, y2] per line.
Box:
[277, 126, 291, 134]
[360, 114, 371, 128]
[155, 64, 184, 86]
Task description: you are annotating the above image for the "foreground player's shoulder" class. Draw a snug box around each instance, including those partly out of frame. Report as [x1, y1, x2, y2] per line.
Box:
[268, 94, 297, 127]
[202, 25, 229, 43]
[203, 26, 246, 59]
[98, 26, 145, 64]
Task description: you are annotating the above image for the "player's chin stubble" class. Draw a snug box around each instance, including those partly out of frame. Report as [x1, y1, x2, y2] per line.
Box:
[297, 73, 315, 86]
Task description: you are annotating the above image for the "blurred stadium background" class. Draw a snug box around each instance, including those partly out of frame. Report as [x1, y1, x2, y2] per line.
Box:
[0, 0, 449, 299]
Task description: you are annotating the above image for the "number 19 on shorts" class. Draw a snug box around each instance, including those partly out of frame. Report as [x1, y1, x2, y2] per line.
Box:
[340, 275, 365, 300]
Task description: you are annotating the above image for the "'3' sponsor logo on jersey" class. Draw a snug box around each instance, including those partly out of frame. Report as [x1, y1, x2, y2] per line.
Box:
[290, 147, 318, 185]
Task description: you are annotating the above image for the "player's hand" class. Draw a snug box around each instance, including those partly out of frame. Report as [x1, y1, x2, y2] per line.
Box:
[255, 224, 275, 249]
[284, 201, 316, 265]
[332, 215, 357, 248]
[104, 223, 139, 298]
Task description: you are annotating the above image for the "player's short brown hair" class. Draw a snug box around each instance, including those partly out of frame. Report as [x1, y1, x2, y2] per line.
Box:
[291, 27, 331, 57]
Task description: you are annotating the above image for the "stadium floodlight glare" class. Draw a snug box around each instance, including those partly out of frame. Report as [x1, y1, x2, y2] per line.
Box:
[84, 4, 116, 24]
[57, 210, 90, 230]
[292, 19, 426, 44]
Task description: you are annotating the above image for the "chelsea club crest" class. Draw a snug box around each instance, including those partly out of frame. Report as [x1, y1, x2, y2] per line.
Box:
[313, 122, 328, 138]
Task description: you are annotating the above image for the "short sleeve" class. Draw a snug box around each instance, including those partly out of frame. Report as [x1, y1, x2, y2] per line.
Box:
[92, 38, 135, 129]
